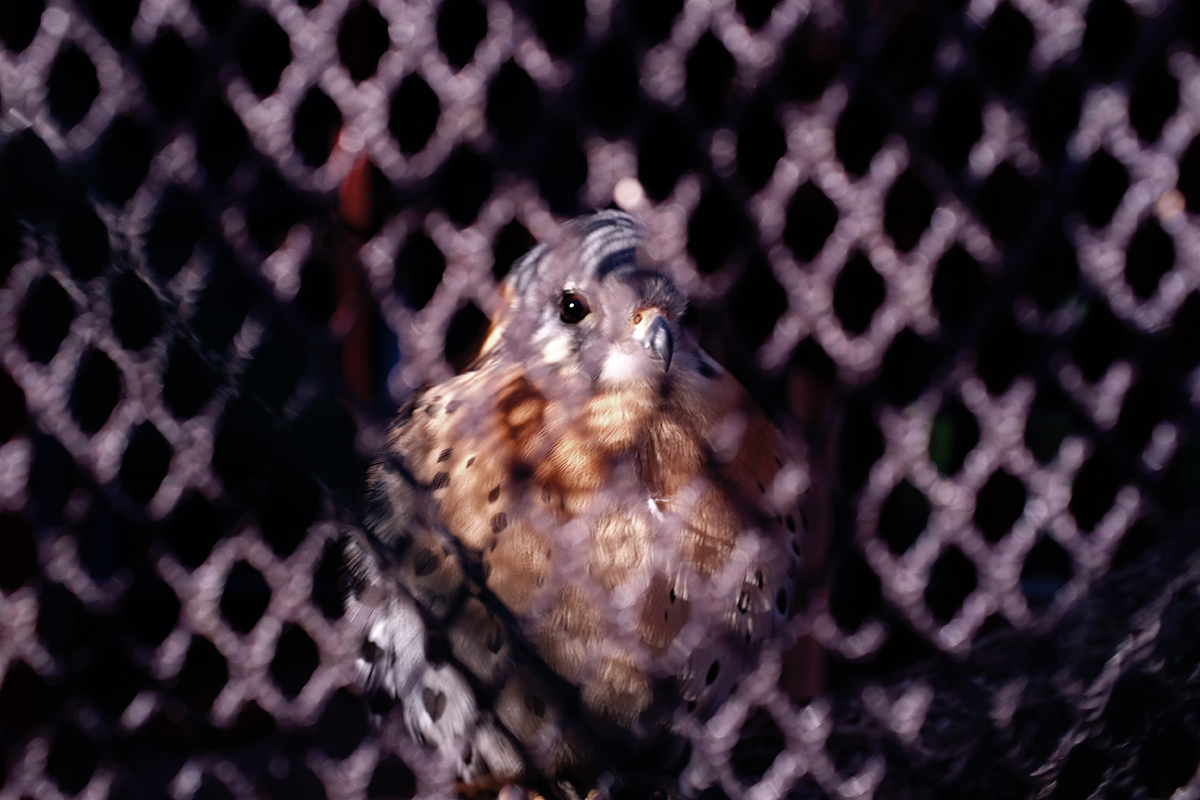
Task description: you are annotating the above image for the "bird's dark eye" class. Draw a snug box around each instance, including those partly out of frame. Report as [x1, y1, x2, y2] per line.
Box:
[560, 292, 590, 324]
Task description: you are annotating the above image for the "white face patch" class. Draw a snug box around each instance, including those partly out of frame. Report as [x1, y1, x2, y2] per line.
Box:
[541, 335, 572, 365]
[600, 347, 651, 385]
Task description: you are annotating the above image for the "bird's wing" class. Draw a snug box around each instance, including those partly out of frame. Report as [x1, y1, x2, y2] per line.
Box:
[346, 385, 606, 793]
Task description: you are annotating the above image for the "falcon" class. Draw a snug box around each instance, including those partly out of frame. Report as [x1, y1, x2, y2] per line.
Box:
[344, 211, 806, 798]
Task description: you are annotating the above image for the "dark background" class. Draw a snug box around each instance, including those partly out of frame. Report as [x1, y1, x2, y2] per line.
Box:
[2, 0, 1200, 797]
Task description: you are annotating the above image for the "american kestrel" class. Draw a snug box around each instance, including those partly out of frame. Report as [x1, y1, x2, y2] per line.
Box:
[344, 211, 806, 797]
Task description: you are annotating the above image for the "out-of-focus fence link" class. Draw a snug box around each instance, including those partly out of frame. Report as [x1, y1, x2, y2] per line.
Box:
[2, 0, 1200, 797]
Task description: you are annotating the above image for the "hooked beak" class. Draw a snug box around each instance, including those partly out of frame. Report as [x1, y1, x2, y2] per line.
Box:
[633, 308, 674, 372]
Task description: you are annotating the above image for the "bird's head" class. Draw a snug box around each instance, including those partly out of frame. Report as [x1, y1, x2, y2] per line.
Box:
[479, 212, 687, 389]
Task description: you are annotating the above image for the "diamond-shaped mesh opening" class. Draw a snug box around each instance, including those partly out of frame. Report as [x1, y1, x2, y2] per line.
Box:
[294, 88, 343, 168]
[390, 75, 441, 156]
[17, 275, 74, 363]
[111, 272, 162, 349]
[978, 162, 1035, 244]
[785, 181, 838, 262]
[835, 87, 887, 178]
[833, 252, 886, 337]
[1128, 58, 1179, 145]
[5, 0, 1200, 797]
[46, 721, 99, 795]
[119, 422, 173, 503]
[879, 480, 930, 556]
[271, 623, 320, 699]
[974, 469, 1027, 544]
[980, 3, 1034, 90]
[1069, 453, 1121, 533]
[69, 349, 122, 434]
[929, 398, 980, 477]
[1123, 218, 1174, 301]
[221, 561, 272, 634]
[368, 755, 418, 799]
[0, 0, 43, 53]
[338, 1, 390, 83]
[1020, 534, 1071, 609]
[730, 708, 787, 784]
[142, 31, 200, 123]
[237, 10, 291, 97]
[438, 0, 489, 69]
[924, 546, 977, 623]
[47, 45, 99, 132]
[686, 31, 736, 123]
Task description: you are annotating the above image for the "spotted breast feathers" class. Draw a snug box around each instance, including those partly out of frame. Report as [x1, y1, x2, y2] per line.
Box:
[347, 211, 807, 794]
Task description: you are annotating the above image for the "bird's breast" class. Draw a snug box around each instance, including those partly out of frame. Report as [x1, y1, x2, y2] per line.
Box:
[389, 363, 801, 727]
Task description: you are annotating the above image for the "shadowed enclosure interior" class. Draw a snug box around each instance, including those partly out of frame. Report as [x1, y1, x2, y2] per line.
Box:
[3, 0, 1200, 797]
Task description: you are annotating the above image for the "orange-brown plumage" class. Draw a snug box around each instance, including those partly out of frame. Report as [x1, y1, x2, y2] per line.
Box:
[348, 212, 805, 795]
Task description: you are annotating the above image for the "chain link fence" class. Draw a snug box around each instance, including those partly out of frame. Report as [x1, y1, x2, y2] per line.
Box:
[2, 0, 1200, 797]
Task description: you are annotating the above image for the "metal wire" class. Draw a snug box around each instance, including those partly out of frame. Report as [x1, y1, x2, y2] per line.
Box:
[2, 0, 1200, 797]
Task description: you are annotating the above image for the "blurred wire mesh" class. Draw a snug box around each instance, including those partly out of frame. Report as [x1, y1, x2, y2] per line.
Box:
[2, 0, 1200, 797]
